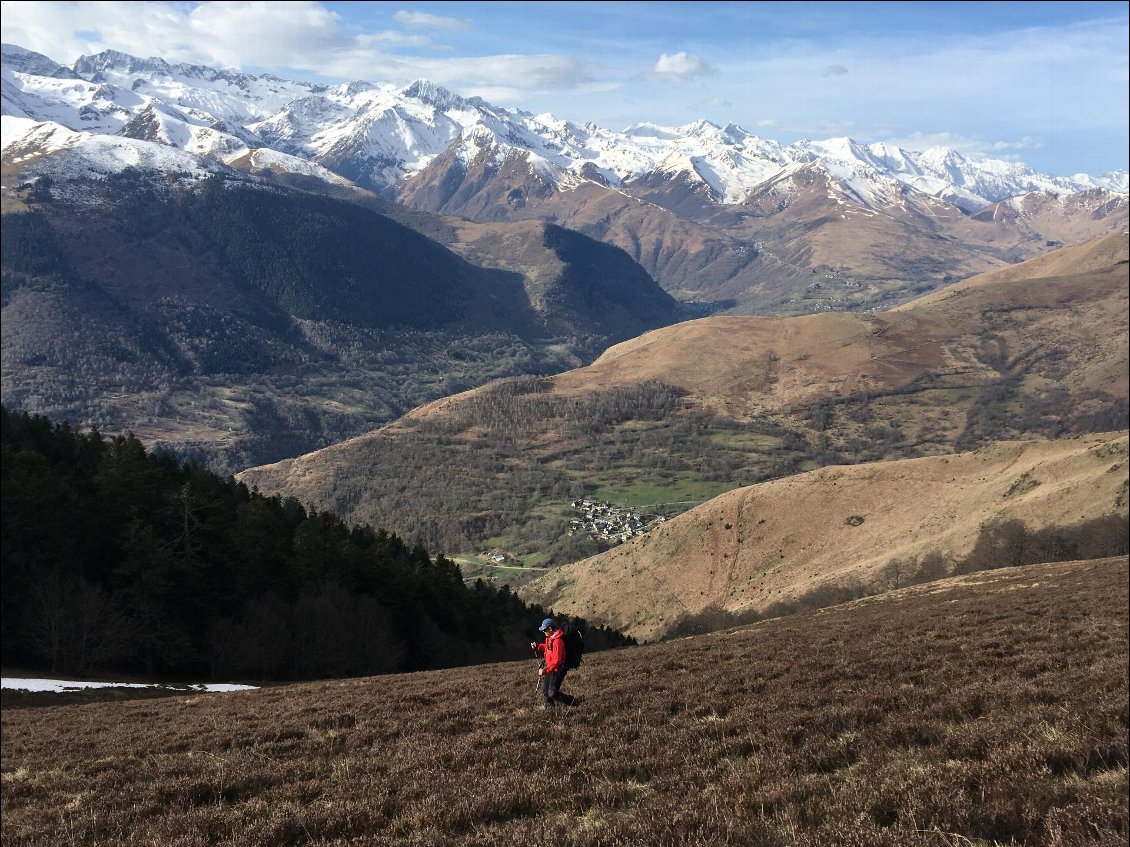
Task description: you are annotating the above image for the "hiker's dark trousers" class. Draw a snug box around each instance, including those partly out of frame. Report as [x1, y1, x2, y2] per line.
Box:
[539, 670, 576, 707]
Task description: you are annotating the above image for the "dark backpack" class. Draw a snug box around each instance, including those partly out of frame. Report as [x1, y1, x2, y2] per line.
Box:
[561, 624, 584, 670]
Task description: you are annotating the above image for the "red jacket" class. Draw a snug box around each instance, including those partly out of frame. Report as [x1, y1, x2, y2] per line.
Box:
[536, 629, 566, 673]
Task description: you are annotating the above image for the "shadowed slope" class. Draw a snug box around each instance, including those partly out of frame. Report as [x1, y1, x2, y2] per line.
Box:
[239, 234, 1128, 555]
[552, 230, 1129, 413]
[1, 169, 678, 472]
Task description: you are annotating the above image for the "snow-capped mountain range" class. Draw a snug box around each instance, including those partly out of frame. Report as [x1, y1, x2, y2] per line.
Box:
[3, 42, 1126, 214]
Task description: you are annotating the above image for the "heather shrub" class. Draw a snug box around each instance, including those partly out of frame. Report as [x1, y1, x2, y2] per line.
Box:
[12, 557, 1122, 846]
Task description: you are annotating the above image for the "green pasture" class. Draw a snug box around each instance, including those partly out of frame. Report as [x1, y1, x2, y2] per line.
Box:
[588, 477, 741, 509]
[708, 430, 783, 450]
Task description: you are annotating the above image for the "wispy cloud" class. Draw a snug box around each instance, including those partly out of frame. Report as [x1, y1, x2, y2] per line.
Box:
[822, 64, 848, 77]
[393, 10, 471, 32]
[356, 31, 436, 49]
[415, 53, 598, 91]
[991, 136, 1040, 152]
[881, 131, 1042, 159]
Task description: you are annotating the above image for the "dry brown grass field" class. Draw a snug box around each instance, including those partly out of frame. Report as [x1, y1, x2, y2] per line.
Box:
[3, 556, 1127, 847]
[523, 432, 1129, 641]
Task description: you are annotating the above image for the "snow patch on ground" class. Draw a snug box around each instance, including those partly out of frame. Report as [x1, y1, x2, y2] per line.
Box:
[2, 677, 258, 693]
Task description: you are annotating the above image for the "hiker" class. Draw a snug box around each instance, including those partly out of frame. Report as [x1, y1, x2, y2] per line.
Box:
[531, 617, 578, 708]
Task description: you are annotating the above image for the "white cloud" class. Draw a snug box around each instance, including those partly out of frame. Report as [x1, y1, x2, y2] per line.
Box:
[460, 85, 524, 104]
[185, 1, 347, 69]
[991, 136, 1040, 152]
[394, 10, 471, 32]
[432, 53, 597, 91]
[0, 0, 347, 68]
[577, 81, 623, 95]
[880, 131, 1042, 159]
[356, 31, 436, 49]
[0, 1, 600, 92]
[653, 51, 711, 79]
[1, 0, 1122, 174]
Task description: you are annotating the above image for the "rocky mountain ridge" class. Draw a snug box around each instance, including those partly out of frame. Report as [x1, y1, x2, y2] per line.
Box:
[5, 43, 1128, 313]
[0, 160, 680, 473]
[6, 43, 1123, 204]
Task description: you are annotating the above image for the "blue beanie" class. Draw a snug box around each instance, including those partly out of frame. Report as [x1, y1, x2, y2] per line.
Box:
[539, 618, 556, 631]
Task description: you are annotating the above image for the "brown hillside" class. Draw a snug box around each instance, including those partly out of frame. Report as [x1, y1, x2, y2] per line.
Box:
[418, 228, 1127, 419]
[520, 432, 1129, 641]
[554, 231, 1129, 413]
[239, 233, 1128, 557]
[2, 557, 1127, 846]
[952, 189, 1130, 257]
[555, 230, 1130, 406]
[893, 229, 1129, 309]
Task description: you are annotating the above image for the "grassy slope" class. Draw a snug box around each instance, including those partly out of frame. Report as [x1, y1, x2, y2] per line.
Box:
[521, 432, 1129, 641]
[2, 556, 1126, 846]
[238, 233, 1128, 558]
[892, 230, 1130, 310]
[553, 231, 1129, 413]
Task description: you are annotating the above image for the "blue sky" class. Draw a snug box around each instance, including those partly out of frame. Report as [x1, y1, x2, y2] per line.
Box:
[2, 1, 1127, 175]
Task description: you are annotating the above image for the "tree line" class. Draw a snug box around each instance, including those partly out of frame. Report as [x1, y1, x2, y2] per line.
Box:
[306, 377, 812, 558]
[0, 407, 633, 681]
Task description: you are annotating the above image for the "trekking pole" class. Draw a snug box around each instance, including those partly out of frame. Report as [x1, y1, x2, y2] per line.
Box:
[531, 649, 544, 703]
[533, 668, 545, 703]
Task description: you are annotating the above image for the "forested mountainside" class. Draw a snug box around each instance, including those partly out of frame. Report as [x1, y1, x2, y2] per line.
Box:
[0, 407, 632, 681]
[1, 169, 680, 473]
[239, 233, 1129, 559]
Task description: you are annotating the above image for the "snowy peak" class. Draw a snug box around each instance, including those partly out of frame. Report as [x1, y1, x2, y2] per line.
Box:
[681, 118, 722, 138]
[73, 49, 172, 79]
[1, 43, 1124, 213]
[1, 114, 232, 187]
[790, 136, 872, 166]
[1096, 171, 1130, 194]
[2, 43, 80, 79]
[400, 79, 467, 112]
[768, 138, 1128, 214]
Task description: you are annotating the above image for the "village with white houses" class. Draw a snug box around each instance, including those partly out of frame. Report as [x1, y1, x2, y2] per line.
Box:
[462, 499, 669, 583]
[568, 498, 666, 544]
